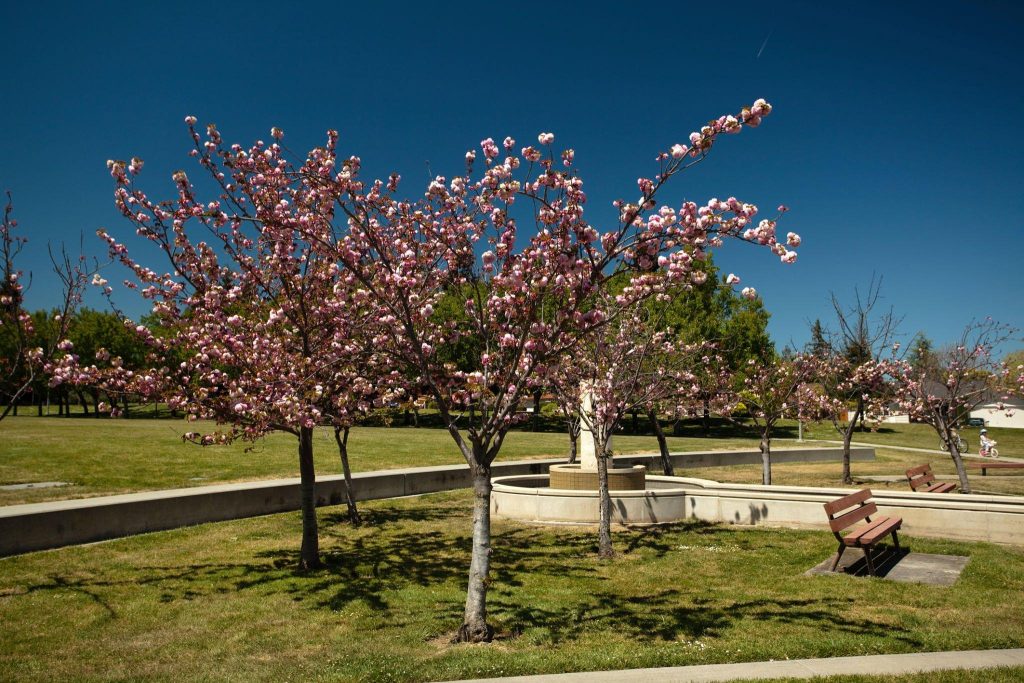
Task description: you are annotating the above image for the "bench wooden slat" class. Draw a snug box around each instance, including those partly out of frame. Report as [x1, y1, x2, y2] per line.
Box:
[828, 501, 878, 532]
[823, 488, 871, 516]
[855, 517, 901, 546]
[906, 463, 955, 493]
[842, 516, 890, 545]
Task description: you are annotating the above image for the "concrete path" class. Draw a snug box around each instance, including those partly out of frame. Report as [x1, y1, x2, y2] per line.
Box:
[451, 648, 1024, 682]
[784, 438, 1024, 462]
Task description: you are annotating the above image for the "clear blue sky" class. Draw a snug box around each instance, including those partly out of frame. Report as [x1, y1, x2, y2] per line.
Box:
[3, 0, 1022, 352]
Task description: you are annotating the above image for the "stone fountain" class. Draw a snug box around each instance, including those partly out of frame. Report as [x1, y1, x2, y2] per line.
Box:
[491, 390, 690, 525]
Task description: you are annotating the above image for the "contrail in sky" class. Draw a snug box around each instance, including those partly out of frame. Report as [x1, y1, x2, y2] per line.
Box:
[757, 28, 775, 59]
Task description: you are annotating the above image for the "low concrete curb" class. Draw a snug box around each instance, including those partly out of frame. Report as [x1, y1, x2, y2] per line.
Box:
[0, 447, 870, 557]
[450, 648, 1024, 682]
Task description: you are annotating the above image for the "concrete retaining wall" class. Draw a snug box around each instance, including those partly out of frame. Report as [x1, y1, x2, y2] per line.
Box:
[679, 478, 1024, 545]
[0, 447, 863, 557]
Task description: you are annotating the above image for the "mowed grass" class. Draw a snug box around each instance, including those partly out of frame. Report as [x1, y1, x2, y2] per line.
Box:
[0, 416, 767, 506]
[2, 417, 1024, 505]
[1, 489, 1022, 682]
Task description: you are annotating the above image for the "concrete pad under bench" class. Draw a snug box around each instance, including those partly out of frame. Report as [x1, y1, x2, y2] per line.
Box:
[807, 550, 970, 584]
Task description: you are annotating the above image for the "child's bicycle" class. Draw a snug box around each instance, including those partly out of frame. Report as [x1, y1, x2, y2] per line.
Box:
[981, 444, 1000, 458]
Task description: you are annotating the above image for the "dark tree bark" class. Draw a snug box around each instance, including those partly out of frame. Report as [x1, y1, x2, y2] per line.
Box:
[457, 461, 495, 643]
[702, 398, 711, 437]
[566, 426, 578, 463]
[839, 397, 864, 484]
[297, 425, 321, 570]
[90, 388, 102, 418]
[532, 388, 542, 431]
[75, 388, 90, 416]
[333, 426, 361, 525]
[648, 409, 674, 476]
[939, 416, 971, 493]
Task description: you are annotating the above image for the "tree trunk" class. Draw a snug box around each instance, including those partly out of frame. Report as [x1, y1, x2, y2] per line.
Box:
[596, 438, 614, 559]
[841, 399, 863, 485]
[404, 407, 411, 427]
[76, 389, 90, 416]
[630, 409, 638, 435]
[648, 409, 674, 476]
[702, 398, 711, 437]
[532, 389, 542, 432]
[333, 426, 361, 525]
[37, 398, 42, 417]
[566, 420, 578, 464]
[760, 428, 772, 485]
[297, 426, 321, 570]
[457, 462, 495, 643]
[90, 388, 102, 418]
[121, 393, 130, 419]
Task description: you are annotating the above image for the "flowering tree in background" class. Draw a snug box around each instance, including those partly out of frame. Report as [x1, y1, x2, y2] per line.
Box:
[93, 141, 400, 570]
[662, 345, 734, 450]
[890, 319, 1019, 493]
[812, 278, 903, 483]
[0, 192, 89, 421]
[736, 354, 824, 485]
[548, 304, 704, 558]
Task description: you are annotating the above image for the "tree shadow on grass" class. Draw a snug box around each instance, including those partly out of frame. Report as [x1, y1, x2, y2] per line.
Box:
[8, 508, 921, 648]
[488, 589, 920, 646]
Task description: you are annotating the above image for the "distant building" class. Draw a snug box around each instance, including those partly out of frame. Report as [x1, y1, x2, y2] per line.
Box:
[970, 394, 1024, 429]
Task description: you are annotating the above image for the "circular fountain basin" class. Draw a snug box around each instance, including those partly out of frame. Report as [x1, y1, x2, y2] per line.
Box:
[491, 474, 700, 525]
[548, 463, 646, 491]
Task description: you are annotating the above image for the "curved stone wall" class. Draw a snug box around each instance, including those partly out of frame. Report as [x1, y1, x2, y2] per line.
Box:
[490, 474, 1024, 545]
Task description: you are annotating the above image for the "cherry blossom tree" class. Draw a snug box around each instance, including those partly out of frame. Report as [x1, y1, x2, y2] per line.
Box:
[549, 304, 707, 557]
[94, 98, 793, 641]
[92, 137, 400, 570]
[815, 356, 895, 483]
[890, 319, 1019, 493]
[811, 278, 904, 481]
[0, 192, 89, 420]
[736, 354, 824, 485]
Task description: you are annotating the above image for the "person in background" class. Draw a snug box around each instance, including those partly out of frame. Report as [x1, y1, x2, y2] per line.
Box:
[980, 429, 998, 457]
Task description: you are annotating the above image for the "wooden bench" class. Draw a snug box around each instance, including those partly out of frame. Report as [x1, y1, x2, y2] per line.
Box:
[823, 489, 902, 576]
[967, 461, 1024, 477]
[905, 464, 956, 493]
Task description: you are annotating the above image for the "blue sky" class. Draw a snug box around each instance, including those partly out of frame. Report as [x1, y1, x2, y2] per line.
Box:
[3, 0, 1022, 353]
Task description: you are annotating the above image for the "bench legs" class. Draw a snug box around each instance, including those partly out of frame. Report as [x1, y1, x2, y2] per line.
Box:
[833, 534, 900, 577]
[831, 544, 846, 572]
[863, 545, 876, 576]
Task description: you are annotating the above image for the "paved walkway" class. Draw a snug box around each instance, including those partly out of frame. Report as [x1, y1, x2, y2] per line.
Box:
[452, 648, 1024, 682]
[784, 438, 1023, 462]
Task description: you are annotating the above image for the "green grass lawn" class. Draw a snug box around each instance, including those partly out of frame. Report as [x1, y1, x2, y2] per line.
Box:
[0, 490, 1022, 682]
[0, 416, 769, 506]
[2, 416, 1023, 505]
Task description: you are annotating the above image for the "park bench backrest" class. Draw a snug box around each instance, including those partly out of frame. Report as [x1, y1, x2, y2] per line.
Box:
[823, 488, 876, 533]
[906, 464, 937, 491]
